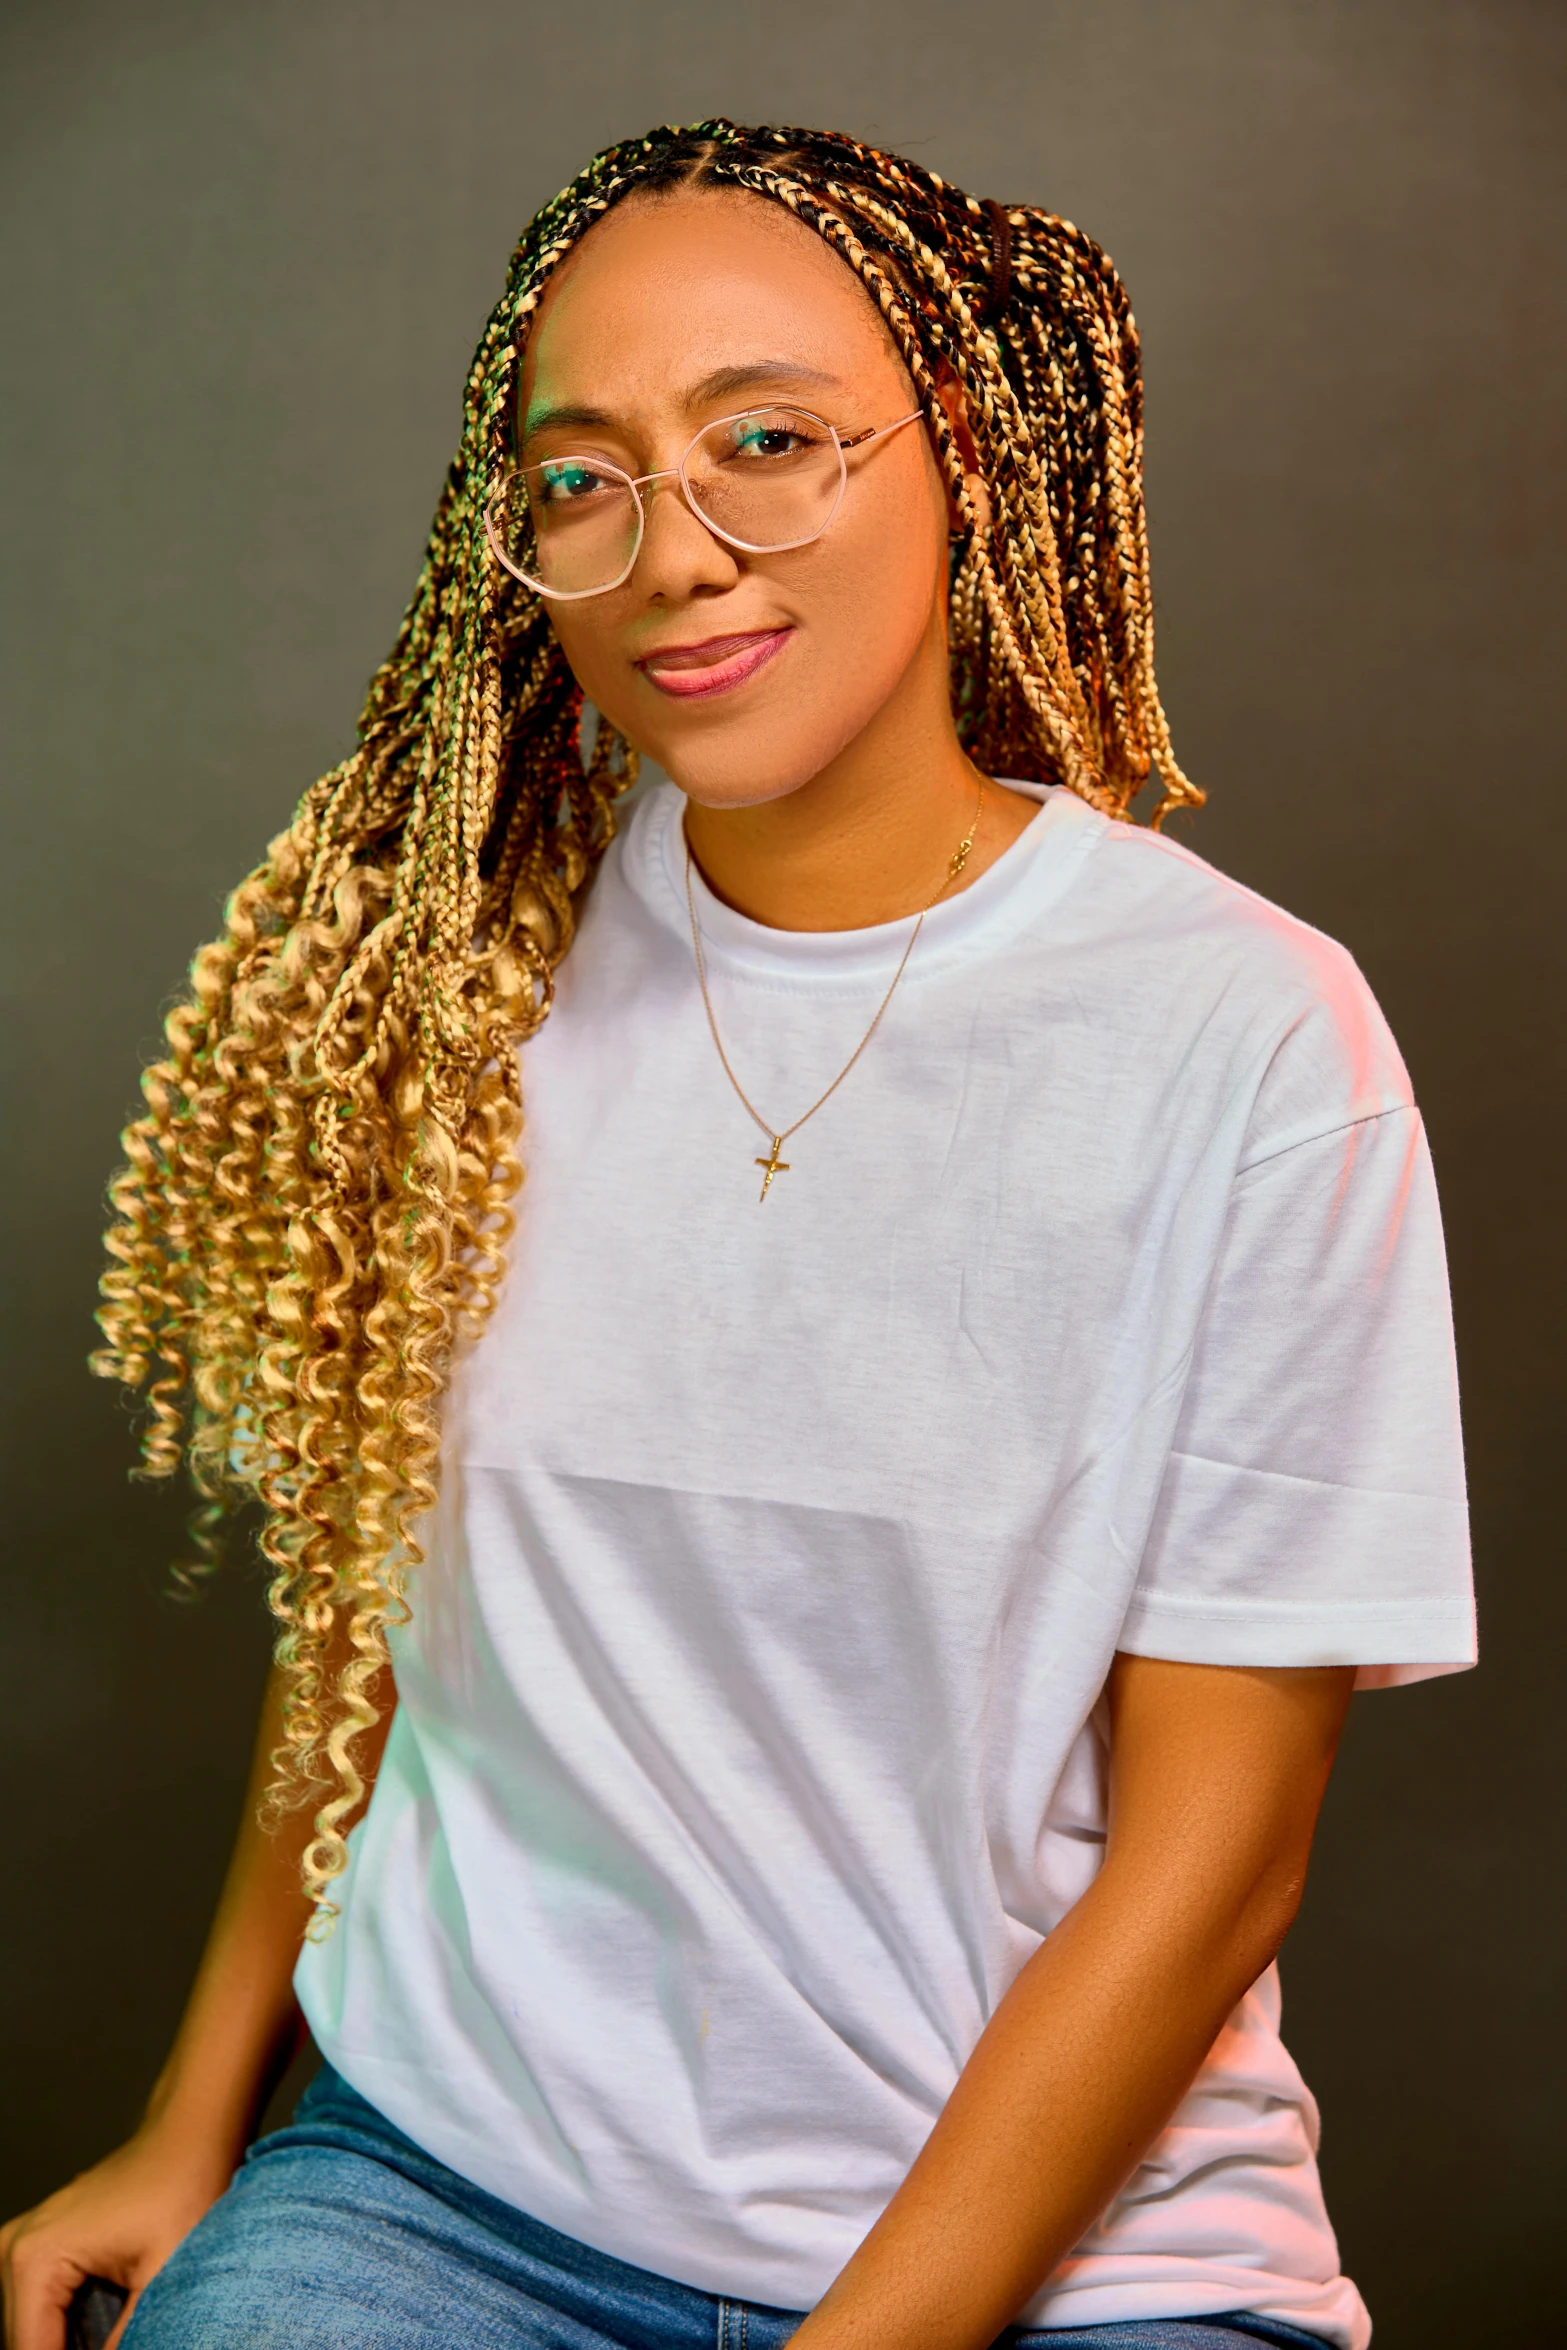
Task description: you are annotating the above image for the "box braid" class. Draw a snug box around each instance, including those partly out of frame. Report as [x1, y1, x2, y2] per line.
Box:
[93, 120, 1199, 1921]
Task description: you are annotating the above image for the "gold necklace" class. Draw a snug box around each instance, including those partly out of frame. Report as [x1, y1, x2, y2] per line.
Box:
[684, 776, 987, 1201]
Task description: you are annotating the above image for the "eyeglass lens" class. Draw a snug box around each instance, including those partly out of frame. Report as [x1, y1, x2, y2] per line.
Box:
[494, 409, 846, 597]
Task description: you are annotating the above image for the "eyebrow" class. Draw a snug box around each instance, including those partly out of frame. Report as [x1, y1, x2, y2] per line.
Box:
[522, 360, 844, 440]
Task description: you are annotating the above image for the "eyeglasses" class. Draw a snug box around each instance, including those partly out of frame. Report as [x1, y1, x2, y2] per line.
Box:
[484, 405, 923, 600]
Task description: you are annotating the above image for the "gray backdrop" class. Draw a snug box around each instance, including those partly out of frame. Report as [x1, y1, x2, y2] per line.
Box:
[2, 4, 1563, 2344]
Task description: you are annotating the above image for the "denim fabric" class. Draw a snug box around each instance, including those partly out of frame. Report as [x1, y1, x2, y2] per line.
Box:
[122, 2065, 1326, 2350]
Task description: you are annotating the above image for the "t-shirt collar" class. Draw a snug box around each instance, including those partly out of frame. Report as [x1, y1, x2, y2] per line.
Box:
[637, 777, 1098, 984]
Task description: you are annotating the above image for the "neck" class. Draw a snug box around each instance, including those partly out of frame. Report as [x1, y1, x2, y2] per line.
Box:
[680, 622, 1038, 932]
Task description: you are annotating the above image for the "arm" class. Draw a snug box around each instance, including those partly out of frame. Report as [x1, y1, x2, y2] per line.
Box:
[790, 1653, 1355, 2350]
[0, 1657, 395, 2350]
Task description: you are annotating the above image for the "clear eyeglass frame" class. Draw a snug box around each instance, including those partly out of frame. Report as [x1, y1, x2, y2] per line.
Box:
[483, 404, 925, 601]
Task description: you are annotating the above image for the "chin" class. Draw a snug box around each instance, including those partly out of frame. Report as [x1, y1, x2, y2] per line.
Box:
[667, 759, 824, 812]
[649, 713, 875, 812]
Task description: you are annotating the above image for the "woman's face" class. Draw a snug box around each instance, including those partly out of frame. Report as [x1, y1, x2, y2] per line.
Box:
[516, 188, 954, 811]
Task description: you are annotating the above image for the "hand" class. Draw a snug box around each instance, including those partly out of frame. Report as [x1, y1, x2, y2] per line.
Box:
[1, 2122, 235, 2350]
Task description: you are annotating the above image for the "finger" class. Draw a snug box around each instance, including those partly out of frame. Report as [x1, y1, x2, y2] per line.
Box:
[6, 2253, 76, 2350]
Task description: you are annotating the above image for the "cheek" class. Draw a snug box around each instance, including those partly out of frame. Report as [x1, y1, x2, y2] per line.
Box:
[544, 610, 623, 714]
[807, 494, 940, 672]
[768, 486, 946, 746]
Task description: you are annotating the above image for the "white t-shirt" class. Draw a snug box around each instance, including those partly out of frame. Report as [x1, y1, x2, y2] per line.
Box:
[297, 781, 1473, 2349]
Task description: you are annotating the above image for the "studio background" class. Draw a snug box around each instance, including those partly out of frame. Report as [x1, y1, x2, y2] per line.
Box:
[2, 5, 1562, 2345]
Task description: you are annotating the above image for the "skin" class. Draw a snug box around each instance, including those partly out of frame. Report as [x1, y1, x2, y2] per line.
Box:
[1, 187, 1359, 2350]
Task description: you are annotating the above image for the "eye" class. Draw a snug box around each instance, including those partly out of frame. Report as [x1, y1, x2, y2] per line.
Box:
[532, 458, 623, 508]
[717, 411, 832, 464]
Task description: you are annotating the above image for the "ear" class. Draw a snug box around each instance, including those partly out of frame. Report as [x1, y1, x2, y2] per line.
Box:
[933, 360, 994, 540]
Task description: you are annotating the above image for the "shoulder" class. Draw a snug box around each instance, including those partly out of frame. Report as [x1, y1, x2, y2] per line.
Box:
[1076, 809, 1361, 995]
[1061, 805, 1416, 1153]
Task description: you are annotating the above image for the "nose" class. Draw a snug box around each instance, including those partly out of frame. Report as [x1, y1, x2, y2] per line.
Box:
[630, 471, 741, 603]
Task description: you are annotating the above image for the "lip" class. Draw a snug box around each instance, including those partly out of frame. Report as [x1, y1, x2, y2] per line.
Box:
[636, 627, 792, 700]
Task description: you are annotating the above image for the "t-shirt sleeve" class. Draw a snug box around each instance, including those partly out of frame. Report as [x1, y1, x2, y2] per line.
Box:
[1119, 1100, 1474, 1689]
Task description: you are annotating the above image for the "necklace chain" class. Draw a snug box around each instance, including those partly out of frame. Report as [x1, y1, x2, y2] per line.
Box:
[684, 775, 987, 1199]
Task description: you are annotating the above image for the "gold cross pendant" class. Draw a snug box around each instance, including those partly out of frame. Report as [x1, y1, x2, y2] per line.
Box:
[755, 1136, 791, 1201]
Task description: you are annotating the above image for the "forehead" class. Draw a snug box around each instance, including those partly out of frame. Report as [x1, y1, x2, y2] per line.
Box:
[520, 188, 906, 425]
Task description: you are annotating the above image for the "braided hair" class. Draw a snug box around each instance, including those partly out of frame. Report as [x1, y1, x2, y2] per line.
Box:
[93, 120, 1199, 1920]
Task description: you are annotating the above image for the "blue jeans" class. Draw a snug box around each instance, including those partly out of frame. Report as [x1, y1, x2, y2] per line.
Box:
[122, 2065, 1327, 2350]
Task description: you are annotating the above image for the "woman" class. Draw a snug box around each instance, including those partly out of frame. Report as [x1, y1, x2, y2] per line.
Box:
[1, 121, 1472, 2350]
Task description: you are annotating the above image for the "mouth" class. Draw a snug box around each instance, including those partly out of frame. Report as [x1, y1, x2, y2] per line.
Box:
[636, 627, 792, 701]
